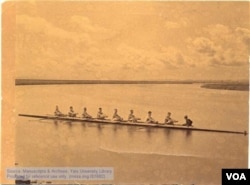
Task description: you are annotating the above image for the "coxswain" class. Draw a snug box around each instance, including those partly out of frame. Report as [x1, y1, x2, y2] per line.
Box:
[54, 105, 64, 116]
[82, 107, 92, 119]
[68, 106, 77, 117]
[112, 109, 123, 121]
[128, 109, 140, 122]
[146, 111, 158, 124]
[97, 108, 108, 119]
[183, 115, 193, 126]
[165, 112, 178, 125]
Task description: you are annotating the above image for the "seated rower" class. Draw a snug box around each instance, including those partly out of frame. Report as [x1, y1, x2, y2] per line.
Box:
[165, 112, 178, 125]
[183, 115, 193, 126]
[97, 107, 108, 119]
[146, 111, 158, 124]
[54, 105, 64, 116]
[82, 107, 92, 119]
[68, 106, 77, 117]
[128, 109, 141, 122]
[112, 109, 123, 121]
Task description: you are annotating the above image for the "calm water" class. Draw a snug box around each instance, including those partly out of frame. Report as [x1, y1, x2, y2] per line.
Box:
[15, 84, 248, 184]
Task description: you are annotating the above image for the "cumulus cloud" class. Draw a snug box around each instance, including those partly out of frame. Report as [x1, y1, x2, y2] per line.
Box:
[188, 24, 249, 67]
[164, 18, 188, 29]
[117, 44, 161, 71]
[205, 24, 232, 40]
[16, 15, 92, 44]
[14, 11, 248, 80]
[70, 15, 107, 33]
[15, 14, 119, 73]
[191, 37, 216, 56]
[114, 44, 195, 80]
[235, 27, 250, 46]
[69, 15, 118, 42]
[158, 47, 193, 67]
[116, 44, 193, 76]
[165, 21, 181, 29]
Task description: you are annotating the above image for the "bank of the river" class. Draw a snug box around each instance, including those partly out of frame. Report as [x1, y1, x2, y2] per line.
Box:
[201, 83, 249, 91]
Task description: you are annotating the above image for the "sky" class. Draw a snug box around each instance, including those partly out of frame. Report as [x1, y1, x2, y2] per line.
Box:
[10, 1, 250, 80]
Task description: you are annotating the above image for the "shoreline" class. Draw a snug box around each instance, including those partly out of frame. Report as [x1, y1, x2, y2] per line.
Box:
[201, 83, 249, 91]
[15, 79, 249, 91]
[15, 79, 193, 85]
[15, 79, 248, 85]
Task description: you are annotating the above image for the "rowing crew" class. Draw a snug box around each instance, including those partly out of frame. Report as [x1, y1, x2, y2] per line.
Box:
[54, 106, 193, 126]
[55, 106, 140, 122]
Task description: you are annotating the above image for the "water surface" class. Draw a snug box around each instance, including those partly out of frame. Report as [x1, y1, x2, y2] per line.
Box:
[15, 84, 248, 184]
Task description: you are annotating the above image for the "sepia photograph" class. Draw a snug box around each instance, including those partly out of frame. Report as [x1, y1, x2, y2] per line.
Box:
[1, 0, 249, 185]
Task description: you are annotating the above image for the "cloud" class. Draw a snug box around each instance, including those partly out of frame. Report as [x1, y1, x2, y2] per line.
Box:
[16, 15, 92, 44]
[191, 37, 216, 56]
[158, 47, 193, 67]
[15, 14, 115, 76]
[70, 15, 106, 33]
[205, 24, 232, 40]
[236, 27, 250, 46]
[188, 24, 249, 67]
[69, 15, 118, 41]
[164, 18, 188, 29]
[116, 44, 193, 75]
[118, 44, 164, 71]
[164, 21, 181, 29]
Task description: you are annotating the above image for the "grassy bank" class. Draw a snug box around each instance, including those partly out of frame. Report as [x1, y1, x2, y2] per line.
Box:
[15, 79, 249, 91]
[201, 83, 249, 91]
[15, 79, 193, 85]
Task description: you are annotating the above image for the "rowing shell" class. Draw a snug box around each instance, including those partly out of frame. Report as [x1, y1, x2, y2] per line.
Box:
[18, 114, 248, 135]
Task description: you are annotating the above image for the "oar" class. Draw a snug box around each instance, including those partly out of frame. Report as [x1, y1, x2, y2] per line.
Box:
[36, 181, 52, 184]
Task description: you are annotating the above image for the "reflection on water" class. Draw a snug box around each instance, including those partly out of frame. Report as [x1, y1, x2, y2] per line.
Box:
[127, 125, 136, 137]
[97, 123, 103, 135]
[186, 130, 192, 138]
[67, 122, 72, 129]
[146, 127, 152, 138]
[15, 84, 248, 184]
[164, 128, 172, 139]
[53, 120, 59, 125]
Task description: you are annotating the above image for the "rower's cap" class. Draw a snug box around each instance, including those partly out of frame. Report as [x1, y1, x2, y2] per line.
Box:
[184, 115, 188, 118]
[130, 109, 133, 112]
[148, 111, 152, 114]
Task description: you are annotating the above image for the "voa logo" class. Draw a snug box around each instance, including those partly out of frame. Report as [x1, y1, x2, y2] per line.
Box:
[226, 173, 247, 181]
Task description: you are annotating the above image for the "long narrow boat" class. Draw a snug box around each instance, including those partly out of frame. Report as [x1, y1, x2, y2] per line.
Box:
[18, 114, 248, 135]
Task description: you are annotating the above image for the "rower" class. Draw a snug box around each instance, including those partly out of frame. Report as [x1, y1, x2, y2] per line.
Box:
[82, 107, 92, 119]
[112, 109, 123, 121]
[165, 112, 178, 125]
[54, 105, 64, 116]
[68, 106, 77, 117]
[97, 107, 108, 119]
[183, 115, 193, 126]
[128, 109, 140, 122]
[146, 111, 158, 124]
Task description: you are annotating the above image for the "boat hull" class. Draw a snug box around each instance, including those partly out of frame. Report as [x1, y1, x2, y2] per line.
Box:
[18, 114, 247, 135]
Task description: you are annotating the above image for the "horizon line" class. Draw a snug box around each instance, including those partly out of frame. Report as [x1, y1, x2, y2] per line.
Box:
[15, 78, 249, 86]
